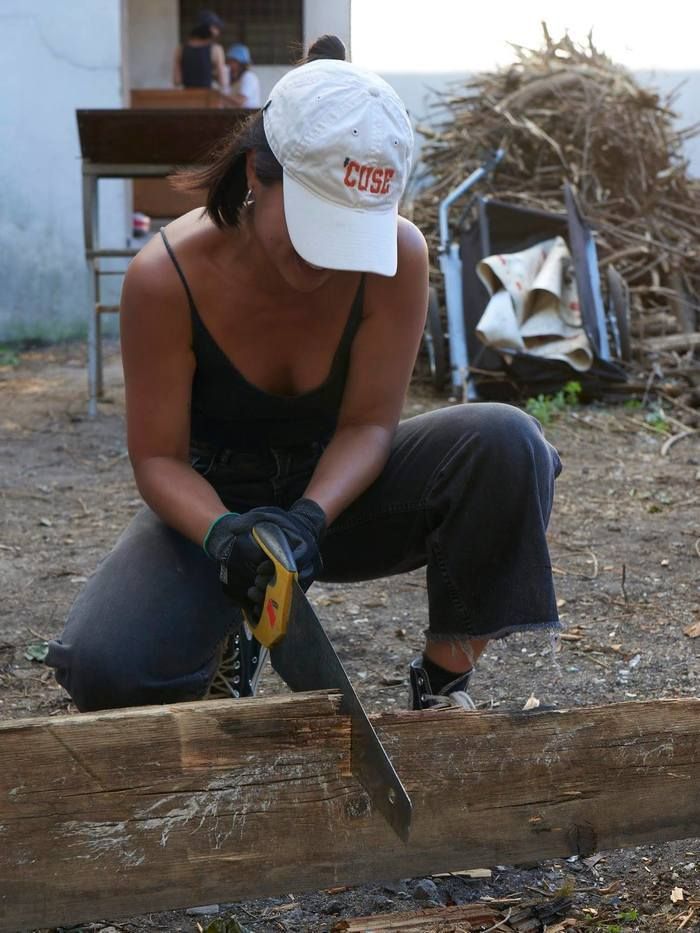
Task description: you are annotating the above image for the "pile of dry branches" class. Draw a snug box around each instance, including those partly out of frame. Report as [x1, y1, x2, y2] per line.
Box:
[412, 26, 700, 379]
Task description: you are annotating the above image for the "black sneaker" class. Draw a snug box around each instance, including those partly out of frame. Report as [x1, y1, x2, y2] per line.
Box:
[409, 656, 476, 710]
[206, 619, 268, 699]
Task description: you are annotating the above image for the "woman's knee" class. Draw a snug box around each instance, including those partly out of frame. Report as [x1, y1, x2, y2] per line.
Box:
[478, 403, 558, 461]
[45, 509, 222, 711]
[439, 402, 562, 490]
[480, 402, 557, 459]
[477, 405, 562, 519]
[47, 629, 140, 712]
[46, 640, 122, 713]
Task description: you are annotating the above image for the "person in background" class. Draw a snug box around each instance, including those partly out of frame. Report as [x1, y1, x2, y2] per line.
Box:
[226, 43, 261, 108]
[173, 9, 229, 91]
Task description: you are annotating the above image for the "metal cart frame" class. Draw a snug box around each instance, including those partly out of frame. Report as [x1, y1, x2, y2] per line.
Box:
[424, 156, 629, 399]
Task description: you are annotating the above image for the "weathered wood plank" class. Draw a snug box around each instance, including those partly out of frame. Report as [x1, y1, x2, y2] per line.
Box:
[642, 331, 700, 352]
[330, 899, 572, 932]
[331, 903, 506, 932]
[1, 695, 698, 932]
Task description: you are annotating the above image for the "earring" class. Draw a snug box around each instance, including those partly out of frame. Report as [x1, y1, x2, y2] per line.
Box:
[243, 188, 255, 207]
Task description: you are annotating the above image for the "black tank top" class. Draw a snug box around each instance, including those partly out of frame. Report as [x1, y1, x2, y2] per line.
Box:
[160, 229, 365, 450]
[181, 43, 213, 88]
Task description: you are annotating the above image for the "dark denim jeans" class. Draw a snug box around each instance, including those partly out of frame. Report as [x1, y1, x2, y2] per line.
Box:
[47, 403, 562, 711]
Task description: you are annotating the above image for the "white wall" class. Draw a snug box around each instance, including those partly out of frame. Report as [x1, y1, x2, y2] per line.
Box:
[379, 70, 700, 180]
[256, 2, 352, 100]
[638, 71, 700, 176]
[305, 0, 351, 57]
[351, 1, 700, 179]
[0, 0, 126, 341]
[125, 0, 352, 100]
[126, 0, 178, 89]
[4, 1, 695, 341]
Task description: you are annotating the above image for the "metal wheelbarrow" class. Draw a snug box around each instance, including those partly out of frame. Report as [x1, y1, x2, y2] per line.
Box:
[422, 154, 630, 400]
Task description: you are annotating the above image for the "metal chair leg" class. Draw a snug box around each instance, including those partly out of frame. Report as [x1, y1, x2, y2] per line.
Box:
[95, 308, 104, 399]
[87, 260, 99, 418]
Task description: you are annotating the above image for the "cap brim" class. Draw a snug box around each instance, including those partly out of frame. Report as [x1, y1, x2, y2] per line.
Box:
[283, 171, 398, 277]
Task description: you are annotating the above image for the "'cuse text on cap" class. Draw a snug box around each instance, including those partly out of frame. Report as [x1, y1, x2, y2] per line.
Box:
[343, 159, 395, 195]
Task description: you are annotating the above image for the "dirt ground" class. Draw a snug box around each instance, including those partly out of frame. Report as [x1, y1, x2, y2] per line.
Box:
[1, 340, 698, 933]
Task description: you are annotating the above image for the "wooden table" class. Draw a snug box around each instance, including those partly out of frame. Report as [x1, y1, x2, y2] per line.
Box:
[76, 107, 250, 415]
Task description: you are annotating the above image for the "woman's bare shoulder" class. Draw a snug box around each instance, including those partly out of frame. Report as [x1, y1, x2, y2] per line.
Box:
[361, 216, 428, 325]
[365, 216, 428, 297]
[122, 210, 210, 303]
[397, 215, 428, 262]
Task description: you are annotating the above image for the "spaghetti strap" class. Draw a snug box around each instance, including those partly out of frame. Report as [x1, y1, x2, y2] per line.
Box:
[333, 275, 365, 360]
[160, 228, 198, 312]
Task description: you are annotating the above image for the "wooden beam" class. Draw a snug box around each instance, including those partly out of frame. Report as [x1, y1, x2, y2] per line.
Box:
[331, 897, 573, 932]
[642, 331, 700, 353]
[1, 695, 698, 932]
[331, 903, 510, 932]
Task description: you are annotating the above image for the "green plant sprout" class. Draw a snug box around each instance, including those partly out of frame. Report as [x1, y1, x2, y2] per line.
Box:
[0, 345, 20, 367]
[644, 406, 669, 433]
[525, 380, 582, 425]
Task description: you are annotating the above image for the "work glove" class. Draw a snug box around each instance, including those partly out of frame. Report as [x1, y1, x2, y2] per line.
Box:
[204, 498, 327, 617]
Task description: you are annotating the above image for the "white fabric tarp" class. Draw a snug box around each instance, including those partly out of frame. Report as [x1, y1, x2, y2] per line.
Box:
[475, 236, 593, 372]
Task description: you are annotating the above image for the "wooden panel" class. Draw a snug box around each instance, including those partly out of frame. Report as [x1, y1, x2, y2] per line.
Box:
[0, 695, 698, 932]
[178, 0, 303, 65]
[130, 89, 238, 109]
[127, 93, 240, 216]
[332, 900, 571, 932]
[132, 178, 203, 220]
[643, 332, 700, 353]
[131, 88, 241, 218]
[76, 109, 250, 165]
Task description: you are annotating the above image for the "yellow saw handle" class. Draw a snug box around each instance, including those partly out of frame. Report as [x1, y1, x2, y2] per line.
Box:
[244, 522, 298, 649]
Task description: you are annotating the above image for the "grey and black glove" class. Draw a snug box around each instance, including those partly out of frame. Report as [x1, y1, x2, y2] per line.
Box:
[204, 498, 327, 616]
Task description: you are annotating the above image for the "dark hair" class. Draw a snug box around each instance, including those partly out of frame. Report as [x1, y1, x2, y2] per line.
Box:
[174, 113, 280, 228]
[298, 34, 347, 64]
[174, 35, 347, 229]
[189, 24, 214, 39]
[194, 9, 223, 30]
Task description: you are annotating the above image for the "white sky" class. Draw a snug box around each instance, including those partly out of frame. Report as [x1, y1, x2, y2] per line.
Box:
[351, 0, 700, 72]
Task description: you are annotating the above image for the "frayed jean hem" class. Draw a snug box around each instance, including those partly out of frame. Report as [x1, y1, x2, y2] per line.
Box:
[425, 619, 563, 643]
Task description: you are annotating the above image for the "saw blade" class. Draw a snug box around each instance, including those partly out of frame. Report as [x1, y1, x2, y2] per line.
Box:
[270, 582, 412, 842]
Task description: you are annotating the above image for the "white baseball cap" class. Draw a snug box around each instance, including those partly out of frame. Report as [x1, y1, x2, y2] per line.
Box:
[262, 59, 414, 277]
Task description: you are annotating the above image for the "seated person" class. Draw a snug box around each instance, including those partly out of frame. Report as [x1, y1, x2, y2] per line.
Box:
[226, 43, 261, 108]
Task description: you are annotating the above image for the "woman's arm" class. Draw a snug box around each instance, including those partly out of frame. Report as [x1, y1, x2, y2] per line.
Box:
[236, 72, 261, 108]
[120, 238, 229, 545]
[304, 219, 429, 523]
[211, 44, 229, 91]
[172, 46, 183, 87]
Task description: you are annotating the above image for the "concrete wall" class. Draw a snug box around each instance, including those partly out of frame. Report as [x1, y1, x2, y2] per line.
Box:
[0, 0, 354, 342]
[123, 39, 700, 175]
[125, 0, 352, 100]
[256, 0, 352, 99]
[638, 70, 700, 176]
[380, 70, 700, 179]
[0, 0, 126, 341]
[1, 2, 697, 341]
[305, 0, 351, 57]
[126, 0, 178, 89]
[253, 0, 352, 100]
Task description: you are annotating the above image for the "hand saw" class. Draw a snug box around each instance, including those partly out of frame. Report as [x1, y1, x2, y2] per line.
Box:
[243, 522, 412, 842]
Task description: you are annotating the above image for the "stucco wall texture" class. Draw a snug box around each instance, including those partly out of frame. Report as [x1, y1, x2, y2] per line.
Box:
[0, 1, 697, 340]
[0, 0, 126, 340]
